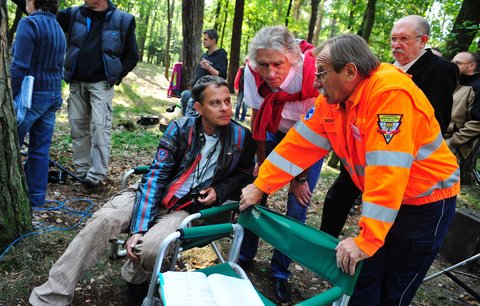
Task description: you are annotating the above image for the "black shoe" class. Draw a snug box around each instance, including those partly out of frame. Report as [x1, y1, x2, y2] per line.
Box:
[237, 258, 253, 272]
[126, 281, 149, 306]
[272, 277, 291, 303]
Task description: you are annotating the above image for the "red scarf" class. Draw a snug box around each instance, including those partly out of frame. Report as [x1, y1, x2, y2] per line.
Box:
[251, 50, 318, 141]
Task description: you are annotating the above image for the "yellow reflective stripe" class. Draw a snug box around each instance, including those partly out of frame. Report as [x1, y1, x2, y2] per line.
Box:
[294, 121, 332, 151]
[362, 201, 398, 223]
[416, 133, 443, 161]
[417, 168, 460, 198]
[366, 151, 414, 168]
[266, 151, 304, 177]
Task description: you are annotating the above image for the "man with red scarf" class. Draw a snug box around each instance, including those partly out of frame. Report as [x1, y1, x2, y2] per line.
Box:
[239, 26, 323, 303]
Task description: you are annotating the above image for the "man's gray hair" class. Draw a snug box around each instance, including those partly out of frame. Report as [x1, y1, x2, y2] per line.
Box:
[247, 26, 302, 69]
[315, 34, 380, 78]
[192, 75, 228, 104]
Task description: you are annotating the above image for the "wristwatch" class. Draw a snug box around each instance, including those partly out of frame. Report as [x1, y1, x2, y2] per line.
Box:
[294, 177, 307, 184]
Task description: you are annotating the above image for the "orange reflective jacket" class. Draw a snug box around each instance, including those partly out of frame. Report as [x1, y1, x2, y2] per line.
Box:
[255, 63, 460, 256]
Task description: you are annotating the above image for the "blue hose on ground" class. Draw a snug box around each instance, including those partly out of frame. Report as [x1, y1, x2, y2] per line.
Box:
[0, 198, 95, 261]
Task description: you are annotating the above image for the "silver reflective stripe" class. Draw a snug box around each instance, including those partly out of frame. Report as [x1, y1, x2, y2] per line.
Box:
[362, 201, 398, 223]
[267, 151, 304, 177]
[294, 121, 332, 151]
[416, 133, 443, 161]
[354, 164, 365, 176]
[416, 168, 460, 198]
[340, 158, 354, 174]
[366, 151, 414, 168]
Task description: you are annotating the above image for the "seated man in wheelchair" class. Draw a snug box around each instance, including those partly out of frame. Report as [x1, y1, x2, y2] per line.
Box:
[30, 75, 256, 306]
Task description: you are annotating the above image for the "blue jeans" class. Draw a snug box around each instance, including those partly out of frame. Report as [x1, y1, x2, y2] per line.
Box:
[350, 196, 456, 306]
[234, 91, 248, 122]
[17, 91, 62, 207]
[239, 130, 323, 279]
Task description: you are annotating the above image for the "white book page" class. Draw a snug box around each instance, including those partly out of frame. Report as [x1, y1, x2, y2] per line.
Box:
[207, 274, 264, 306]
[161, 272, 217, 306]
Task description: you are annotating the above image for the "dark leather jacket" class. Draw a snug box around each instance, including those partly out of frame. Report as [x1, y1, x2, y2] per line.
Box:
[130, 116, 255, 233]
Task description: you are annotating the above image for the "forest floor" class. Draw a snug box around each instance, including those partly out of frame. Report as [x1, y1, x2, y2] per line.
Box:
[1, 62, 479, 306]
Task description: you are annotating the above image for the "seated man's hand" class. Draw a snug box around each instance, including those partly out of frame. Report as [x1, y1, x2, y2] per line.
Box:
[126, 233, 143, 262]
[239, 183, 264, 211]
[196, 186, 217, 206]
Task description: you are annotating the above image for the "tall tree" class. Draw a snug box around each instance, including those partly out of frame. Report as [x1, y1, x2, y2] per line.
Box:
[307, 0, 321, 42]
[0, 0, 31, 250]
[7, 7, 22, 46]
[164, 0, 175, 79]
[285, 0, 293, 26]
[357, 0, 377, 42]
[444, 0, 480, 58]
[181, 0, 204, 90]
[219, 0, 229, 48]
[227, 0, 244, 92]
[312, 0, 324, 45]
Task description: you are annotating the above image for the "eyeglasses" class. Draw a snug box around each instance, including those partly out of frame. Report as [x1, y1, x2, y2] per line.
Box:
[452, 60, 471, 65]
[315, 68, 335, 81]
[390, 35, 423, 44]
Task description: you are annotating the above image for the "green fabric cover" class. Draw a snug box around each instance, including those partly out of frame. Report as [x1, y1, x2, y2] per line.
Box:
[238, 206, 362, 296]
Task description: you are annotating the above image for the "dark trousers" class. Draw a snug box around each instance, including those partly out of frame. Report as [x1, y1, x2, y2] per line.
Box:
[350, 196, 456, 306]
[320, 166, 361, 238]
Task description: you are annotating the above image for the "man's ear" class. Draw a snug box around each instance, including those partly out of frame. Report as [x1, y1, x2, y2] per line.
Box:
[343, 63, 358, 81]
[420, 35, 428, 48]
[193, 101, 203, 115]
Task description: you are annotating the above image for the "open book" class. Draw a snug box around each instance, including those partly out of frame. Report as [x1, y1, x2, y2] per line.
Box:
[159, 271, 264, 306]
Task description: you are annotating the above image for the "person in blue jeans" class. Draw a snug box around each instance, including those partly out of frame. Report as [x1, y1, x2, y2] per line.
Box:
[239, 26, 322, 303]
[11, 0, 66, 206]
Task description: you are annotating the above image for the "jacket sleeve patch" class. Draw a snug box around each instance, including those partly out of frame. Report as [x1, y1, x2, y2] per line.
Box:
[159, 137, 174, 150]
[377, 114, 402, 144]
[157, 149, 168, 162]
[304, 106, 315, 120]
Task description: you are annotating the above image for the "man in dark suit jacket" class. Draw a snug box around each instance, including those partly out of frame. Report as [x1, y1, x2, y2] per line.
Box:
[391, 14, 459, 134]
[318, 15, 460, 242]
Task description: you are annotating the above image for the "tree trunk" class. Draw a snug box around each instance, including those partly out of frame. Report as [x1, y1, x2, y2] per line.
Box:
[164, 0, 173, 80]
[445, 0, 480, 59]
[0, 0, 32, 251]
[181, 0, 204, 90]
[227, 0, 244, 92]
[307, 0, 321, 43]
[312, 0, 324, 46]
[7, 7, 23, 47]
[219, 1, 229, 48]
[285, 0, 293, 26]
[346, 0, 356, 32]
[357, 0, 377, 43]
[214, 0, 222, 31]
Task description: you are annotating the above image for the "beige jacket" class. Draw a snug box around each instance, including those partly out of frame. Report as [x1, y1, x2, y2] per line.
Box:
[445, 84, 480, 159]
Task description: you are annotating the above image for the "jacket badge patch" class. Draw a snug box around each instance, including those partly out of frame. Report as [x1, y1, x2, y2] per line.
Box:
[157, 149, 168, 162]
[304, 106, 315, 120]
[377, 114, 402, 144]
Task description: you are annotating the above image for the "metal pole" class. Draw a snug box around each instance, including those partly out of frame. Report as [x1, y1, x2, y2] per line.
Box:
[423, 253, 480, 282]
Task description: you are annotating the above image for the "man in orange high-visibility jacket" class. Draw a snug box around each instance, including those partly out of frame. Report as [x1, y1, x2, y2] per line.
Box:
[239, 34, 460, 306]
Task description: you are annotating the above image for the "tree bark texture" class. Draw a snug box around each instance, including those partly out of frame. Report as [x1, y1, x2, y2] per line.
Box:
[357, 0, 377, 43]
[181, 0, 204, 90]
[227, 0, 244, 92]
[7, 7, 23, 47]
[307, 0, 321, 43]
[0, 0, 32, 251]
[445, 0, 480, 59]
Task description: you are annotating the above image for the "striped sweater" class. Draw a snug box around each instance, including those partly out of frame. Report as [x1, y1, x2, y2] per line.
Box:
[11, 10, 66, 97]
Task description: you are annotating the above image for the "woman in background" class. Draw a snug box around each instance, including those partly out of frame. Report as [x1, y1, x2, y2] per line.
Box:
[11, 0, 66, 207]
